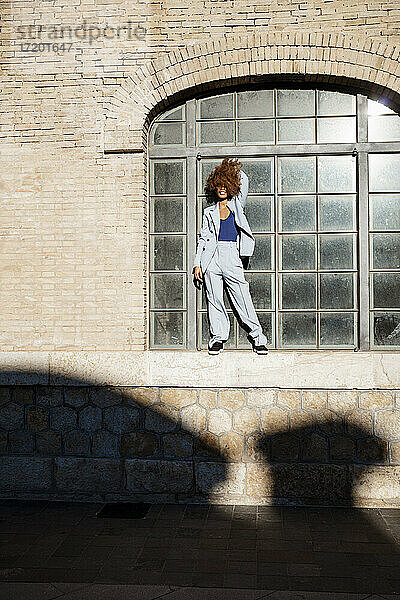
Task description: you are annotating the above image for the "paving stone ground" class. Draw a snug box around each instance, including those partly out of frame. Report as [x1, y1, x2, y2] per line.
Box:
[0, 500, 400, 599]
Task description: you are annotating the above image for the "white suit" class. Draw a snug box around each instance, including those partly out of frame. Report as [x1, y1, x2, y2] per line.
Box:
[193, 170, 268, 348]
[193, 171, 254, 273]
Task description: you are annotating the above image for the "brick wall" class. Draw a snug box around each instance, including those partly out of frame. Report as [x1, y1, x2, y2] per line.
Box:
[1, 2, 400, 350]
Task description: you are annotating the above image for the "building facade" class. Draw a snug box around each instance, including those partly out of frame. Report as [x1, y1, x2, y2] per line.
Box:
[1, 2, 400, 506]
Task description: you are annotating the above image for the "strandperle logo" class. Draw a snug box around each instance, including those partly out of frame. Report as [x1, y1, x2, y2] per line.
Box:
[17, 20, 146, 51]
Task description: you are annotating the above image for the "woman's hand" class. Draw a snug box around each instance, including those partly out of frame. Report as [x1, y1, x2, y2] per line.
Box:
[193, 266, 203, 289]
[194, 266, 203, 283]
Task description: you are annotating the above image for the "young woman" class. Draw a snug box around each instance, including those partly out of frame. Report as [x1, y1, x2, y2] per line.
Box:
[192, 157, 269, 355]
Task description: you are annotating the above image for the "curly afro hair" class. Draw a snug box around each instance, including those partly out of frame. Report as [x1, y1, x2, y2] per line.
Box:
[204, 157, 242, 204]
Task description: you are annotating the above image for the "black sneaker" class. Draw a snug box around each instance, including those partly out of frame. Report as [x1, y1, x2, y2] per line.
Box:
[208, 341, 223, 355]
[253, 344, 268, 355]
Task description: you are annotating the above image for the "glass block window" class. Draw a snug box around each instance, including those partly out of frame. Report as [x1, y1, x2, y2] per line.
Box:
[368, 99, 400, 142]
[150, 106, 186, 147]
[277, 155, 357, 348]
[193, 90, 357, 146]
[148, 87, 400, 350]
[149, 159, 187, 347]
[369, 154, 400, 347]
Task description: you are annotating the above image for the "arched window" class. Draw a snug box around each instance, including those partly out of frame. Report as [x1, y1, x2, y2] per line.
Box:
[148, 87, 400, 350]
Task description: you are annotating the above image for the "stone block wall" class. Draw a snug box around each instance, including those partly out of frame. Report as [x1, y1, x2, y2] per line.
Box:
[1, 385, 399, 507]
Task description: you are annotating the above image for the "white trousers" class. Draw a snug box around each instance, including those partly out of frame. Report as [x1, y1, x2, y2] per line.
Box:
[203, 241, 268, 348]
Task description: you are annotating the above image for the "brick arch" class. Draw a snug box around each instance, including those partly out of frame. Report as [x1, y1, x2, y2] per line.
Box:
[103, 31, 400, 152]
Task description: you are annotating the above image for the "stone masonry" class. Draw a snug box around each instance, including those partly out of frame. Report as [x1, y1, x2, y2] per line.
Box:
[1, 385, 400, 507]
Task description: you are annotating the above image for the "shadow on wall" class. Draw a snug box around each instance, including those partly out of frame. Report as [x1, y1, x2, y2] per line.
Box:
[1, 370, 400, 591]
[253, 416, 389, 505]
[0, 372, 228, 502]
[0, 370, 396, 505]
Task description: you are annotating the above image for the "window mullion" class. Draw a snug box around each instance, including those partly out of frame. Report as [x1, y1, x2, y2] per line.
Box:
[149, 141, 400, 159]
[357, 93, 368, 144]
[357, 95, 370, 350]
[358, 150, 370, 350]
[186, 99, 197, 350]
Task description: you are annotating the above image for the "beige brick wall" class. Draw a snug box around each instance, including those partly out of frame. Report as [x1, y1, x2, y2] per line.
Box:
[1, 1, 400, 351]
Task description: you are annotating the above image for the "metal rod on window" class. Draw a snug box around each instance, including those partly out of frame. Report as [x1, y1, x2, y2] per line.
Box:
[186, 99, 197, 351]
[357, 94, 370, 350]
[358, 150, 370, 350]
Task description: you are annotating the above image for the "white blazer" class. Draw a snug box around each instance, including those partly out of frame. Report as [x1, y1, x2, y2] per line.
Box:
[193, 170, 255, 273]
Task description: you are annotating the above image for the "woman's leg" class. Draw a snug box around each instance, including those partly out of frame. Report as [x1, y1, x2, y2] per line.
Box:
[219, 243, 268, 346]
[203, 249, 230, 346]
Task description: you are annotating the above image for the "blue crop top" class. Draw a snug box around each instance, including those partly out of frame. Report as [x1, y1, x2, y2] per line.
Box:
[218, 210, 238, 241]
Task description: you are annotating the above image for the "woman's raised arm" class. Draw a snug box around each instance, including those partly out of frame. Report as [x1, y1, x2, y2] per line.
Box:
[235, 170, 249, 208]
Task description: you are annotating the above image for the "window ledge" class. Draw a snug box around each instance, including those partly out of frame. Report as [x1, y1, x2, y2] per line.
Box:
[0, 351, 397, 389]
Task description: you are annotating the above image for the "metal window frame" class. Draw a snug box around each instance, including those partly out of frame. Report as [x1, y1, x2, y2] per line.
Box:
[148, 90, 400, 351]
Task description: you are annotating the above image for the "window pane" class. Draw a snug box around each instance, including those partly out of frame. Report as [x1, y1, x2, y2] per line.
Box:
[368, 115, 400, 142]
[370, 194, 400, 230]
[278, 157, 316, 194]
[319, 234, 355, 270]
[319, 195, 355, 231]
[155, 106, 184, 121]
[237, 120, 274, 144]
[245, 196, 273, 232]
[320, 273, 354, 309]
[151, 273, 185, 309]
[150, 235, 184, 271]
[151, 197, 184, 233]
[249, 235, 273, 270]
[237, 90, 274, 118]
[279, 312, 316, 347]
[369, 155, 400, 192]
[371, 234, 400, 269]
[373, 313, 400, 346]
[280, 273, 316, 309]
[279, 196, 316, 232]
[242, 159, 273, 194]
[150, 122, 184, 146]
[280, 235, 316, 270]
[151, 311, 184, 347]
[320, 313, 355, 346]
[152, 161, 184, 195]
[277, 89, 315, 117]
[198, 94, 234, 119]
[372, 273, 400, 308]
[198, 121, 234, 145]
[246, 273, 273, 309]
[368, 99, 396, 115]
[277, 118, 315, 143]
[238, 312, 273, 347]
[318, 156, 356, 193]
[317, 117, 356, 143]
[317, 91, 356, 116]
